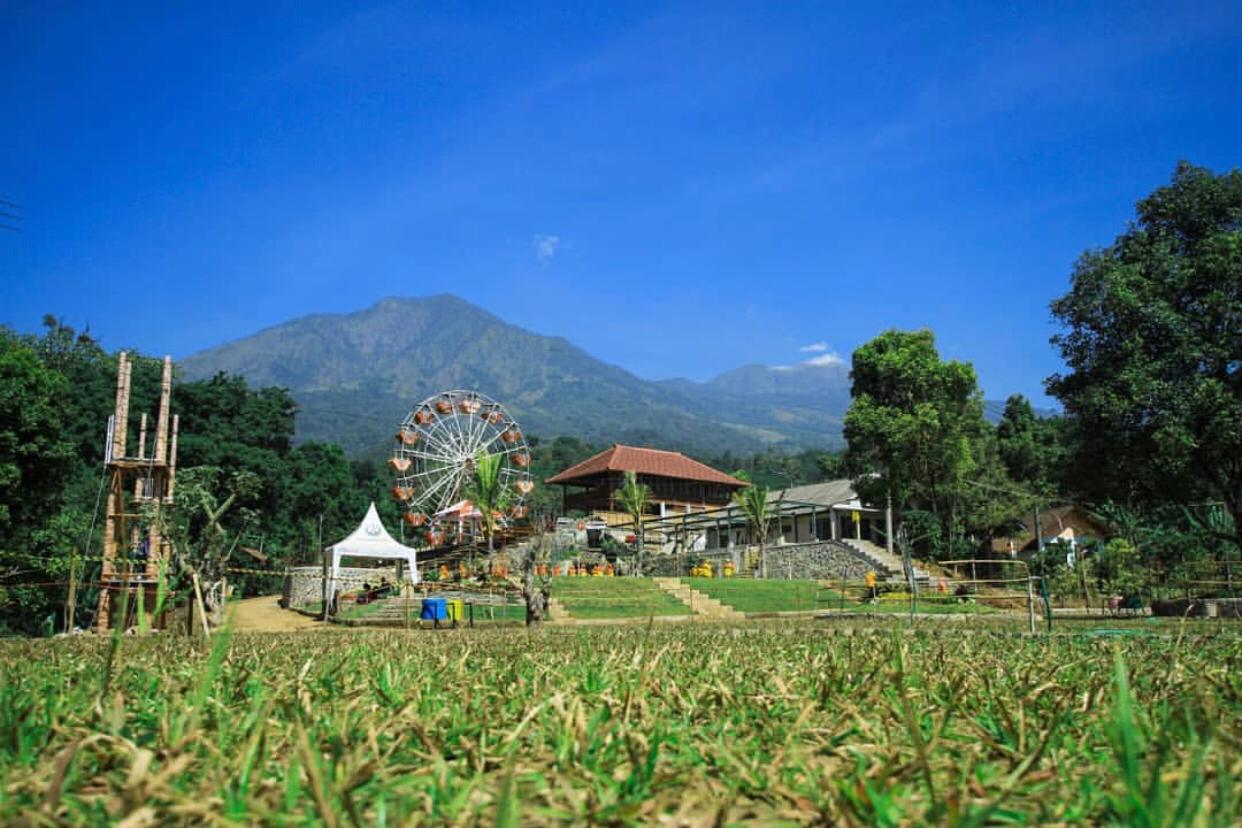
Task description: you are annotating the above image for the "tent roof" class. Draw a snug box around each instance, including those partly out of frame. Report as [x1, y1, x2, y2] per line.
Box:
[327, 502, 419, 559]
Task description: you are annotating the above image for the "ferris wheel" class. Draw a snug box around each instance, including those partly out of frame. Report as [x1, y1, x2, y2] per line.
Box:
[388, 390, 533, 544]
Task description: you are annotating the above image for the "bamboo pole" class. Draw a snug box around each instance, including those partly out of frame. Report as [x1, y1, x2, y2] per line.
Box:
[154, 356, 172, 464]
[192, 572, 211, 637]
[167, 415, 179, 501]
[111, 352, 129, 460]
[64, 547, 78, 633]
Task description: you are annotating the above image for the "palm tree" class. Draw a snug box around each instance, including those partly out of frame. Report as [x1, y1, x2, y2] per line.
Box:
[733, 483, 774, 578]
[465, 450, 509, 559]
[614, 471, 651, 576]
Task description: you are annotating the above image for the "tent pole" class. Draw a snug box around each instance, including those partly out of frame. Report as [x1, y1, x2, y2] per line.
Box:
[321, 547, 330, 622]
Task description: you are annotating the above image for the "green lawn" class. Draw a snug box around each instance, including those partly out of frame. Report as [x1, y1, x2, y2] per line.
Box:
[685, 577, 842, 613]
[684, 578, 998, 615]
[469, 603, 528, 622]
[551, 576, 689, 618]
[867, 597, 997, 614]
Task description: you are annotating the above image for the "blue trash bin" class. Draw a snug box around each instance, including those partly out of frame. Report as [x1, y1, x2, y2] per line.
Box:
[420, 597, 447, 621]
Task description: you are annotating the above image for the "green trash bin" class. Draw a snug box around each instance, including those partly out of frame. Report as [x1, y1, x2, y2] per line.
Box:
[446, 598, 463, 623]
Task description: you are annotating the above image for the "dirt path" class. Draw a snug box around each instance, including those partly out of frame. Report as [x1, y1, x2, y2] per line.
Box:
[225, 595, 325, 633]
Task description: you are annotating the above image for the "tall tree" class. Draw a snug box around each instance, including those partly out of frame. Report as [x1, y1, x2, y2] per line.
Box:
[0, 335, 74, 548]
[0, 334, 77, 634]
[1047, 162, 1242, 552]
[613, 471, 650, 576]
[996, 395, 1044, 486]
[732, 483, 774, 578]
[843, 329, 986, 555]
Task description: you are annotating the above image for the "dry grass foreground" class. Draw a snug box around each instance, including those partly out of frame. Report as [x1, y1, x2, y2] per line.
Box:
[0, 621, 1239, 826]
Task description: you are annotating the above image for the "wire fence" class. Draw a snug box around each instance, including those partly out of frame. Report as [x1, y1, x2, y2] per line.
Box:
[8, 546, 1239, 634]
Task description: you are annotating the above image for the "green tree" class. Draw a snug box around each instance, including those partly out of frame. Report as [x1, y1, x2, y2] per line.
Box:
[284, 442, 368, 553]
[993, 395, 1043, 487]
[161, 466, 260, 625]
[815, 451, 847, 480]
[0, 333, 78, 633]
[1048, 162, 1242, 553]
[613, 471, 650, 576]
[0, 335, 74, 547]
[465, 450, 509, 558]
[732, 483, 774, 578]
[843, 329, 986, 555]
[1095, 538, 1145, 598]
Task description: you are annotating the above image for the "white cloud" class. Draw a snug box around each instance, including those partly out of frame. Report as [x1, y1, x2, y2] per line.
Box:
[798, 341, 828, 353]
[801, 352, 844, 368]
[770, 365, 793, 372]
[532, 234, 560, 261]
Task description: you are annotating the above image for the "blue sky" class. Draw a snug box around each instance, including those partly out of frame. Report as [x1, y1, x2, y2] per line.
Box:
[2, 2, 1240, 405]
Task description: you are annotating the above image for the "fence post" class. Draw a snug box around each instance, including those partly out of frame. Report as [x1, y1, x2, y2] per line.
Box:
[1026, 577, 1037, 635]
[64, 547, 78, 634]
[1039, 575, 1053, 632]
[903, 544, 918, 623]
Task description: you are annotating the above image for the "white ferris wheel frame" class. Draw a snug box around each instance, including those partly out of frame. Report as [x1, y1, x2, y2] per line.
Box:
[392, 390, 532, 525]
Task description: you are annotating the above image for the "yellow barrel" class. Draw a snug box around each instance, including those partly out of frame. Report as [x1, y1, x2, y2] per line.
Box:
[446, 598, 464, 622]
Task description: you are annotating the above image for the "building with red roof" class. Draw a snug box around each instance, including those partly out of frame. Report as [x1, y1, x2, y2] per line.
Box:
[545, 443, 748, 521]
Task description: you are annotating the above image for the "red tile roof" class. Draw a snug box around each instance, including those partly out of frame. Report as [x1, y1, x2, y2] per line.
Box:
[545, 444, 749, 487]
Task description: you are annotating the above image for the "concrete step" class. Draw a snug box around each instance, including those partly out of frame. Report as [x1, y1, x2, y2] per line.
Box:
[652, 578, 745, 621]
[841, 539, 931, 584]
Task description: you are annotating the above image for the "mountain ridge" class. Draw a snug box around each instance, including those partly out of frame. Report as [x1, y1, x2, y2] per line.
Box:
[181, 294, 1047, 455]
[181, 295, 849, 454]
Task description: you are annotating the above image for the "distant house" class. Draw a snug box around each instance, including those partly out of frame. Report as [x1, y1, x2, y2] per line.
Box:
[761, 480, 891, 547]
[991, 505, 1108, 556]
[545, 443, 748, 525]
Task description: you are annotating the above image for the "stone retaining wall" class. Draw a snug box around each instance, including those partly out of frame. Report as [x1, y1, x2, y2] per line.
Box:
[282, 566, 398, 609]
[765, 540, 876, 581]
[642, 540, 874, 580]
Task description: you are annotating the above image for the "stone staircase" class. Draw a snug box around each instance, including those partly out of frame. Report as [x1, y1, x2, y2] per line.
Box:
[840, 538, 931, 584]
[651, 577, 746, 622]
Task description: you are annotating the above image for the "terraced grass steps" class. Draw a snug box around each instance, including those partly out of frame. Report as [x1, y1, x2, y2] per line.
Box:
[651, 578, 746, 622]
[550, 577, 691, 620]
[685, 578, 843, 615]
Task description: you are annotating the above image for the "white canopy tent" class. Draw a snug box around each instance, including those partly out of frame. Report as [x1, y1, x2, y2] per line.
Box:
[324, 503, 420, 607]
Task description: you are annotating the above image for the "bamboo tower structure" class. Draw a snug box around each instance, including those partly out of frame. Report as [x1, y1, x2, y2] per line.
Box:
[95, 352, 179, 631]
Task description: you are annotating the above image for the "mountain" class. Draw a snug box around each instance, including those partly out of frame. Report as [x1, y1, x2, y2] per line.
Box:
[180, 295, 851, 454]
[983, 399, 1059, 423]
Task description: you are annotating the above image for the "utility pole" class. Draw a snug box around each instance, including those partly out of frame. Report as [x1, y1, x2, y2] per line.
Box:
[1034, 504, 1044, 553]
[885, 489, 894, 556]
